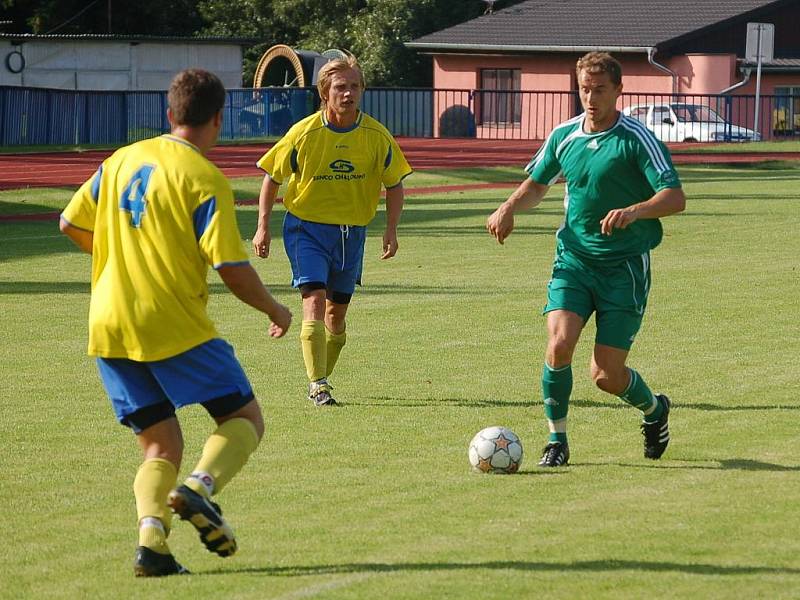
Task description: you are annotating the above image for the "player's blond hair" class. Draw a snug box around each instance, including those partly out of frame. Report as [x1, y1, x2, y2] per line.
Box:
[576, 52, 623, 86]
[168, 69, 226, 126]
[317, 55, 365, 107]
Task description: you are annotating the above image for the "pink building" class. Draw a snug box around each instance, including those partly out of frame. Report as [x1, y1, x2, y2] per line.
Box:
[408, 0, 800, 140]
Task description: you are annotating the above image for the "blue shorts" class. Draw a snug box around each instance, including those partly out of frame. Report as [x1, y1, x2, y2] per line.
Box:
[283, 211, 367, 295]
[96, 338, 254, 430]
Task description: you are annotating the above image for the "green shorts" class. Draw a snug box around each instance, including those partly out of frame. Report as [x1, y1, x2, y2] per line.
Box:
[544, 247, 652, 350]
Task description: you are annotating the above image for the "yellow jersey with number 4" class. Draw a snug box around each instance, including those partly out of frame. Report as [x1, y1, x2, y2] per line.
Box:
[257, 111, 412, 226]
[61, 134, 249, 361]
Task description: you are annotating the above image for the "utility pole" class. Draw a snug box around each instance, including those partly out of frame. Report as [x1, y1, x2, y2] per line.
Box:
[108, 0, 112, 34]
[746, 22, 774, 139]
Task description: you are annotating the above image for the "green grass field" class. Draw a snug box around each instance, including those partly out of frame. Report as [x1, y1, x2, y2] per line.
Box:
[2, 163, 799, 598]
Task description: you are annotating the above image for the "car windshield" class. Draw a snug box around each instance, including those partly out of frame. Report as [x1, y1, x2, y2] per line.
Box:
[671, 104, 725, 123]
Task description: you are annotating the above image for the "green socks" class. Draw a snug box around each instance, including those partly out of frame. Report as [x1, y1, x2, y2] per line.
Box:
[542, 363, 572, 444]
[618, 368, 663, 421]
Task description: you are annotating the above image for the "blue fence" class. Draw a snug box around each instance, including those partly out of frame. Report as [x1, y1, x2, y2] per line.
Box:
[1, 86, 163, 146]
[0, 86, 433, 146]
[216, 87, 434, 139]
[0, 84, 795, 146]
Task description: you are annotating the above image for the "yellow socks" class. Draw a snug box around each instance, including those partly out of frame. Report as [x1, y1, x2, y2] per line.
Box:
[133, 458, 177, 554]
[325, 326, 346, 377]
[300, 320, 327, 382]
[184, 418, 260, 498]
[132, 422, 260, 555]
[301, 320, 348, 380]
[138, 518, 170, 554]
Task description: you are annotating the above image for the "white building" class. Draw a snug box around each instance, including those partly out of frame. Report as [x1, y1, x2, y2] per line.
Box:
[0, 33, 251, 90]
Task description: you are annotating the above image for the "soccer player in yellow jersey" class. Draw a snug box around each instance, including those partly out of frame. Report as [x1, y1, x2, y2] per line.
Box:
[253, 55, 412, 406]
[60, 69, 292, 577]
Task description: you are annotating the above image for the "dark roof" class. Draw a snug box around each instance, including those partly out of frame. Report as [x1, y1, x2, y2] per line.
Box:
[742, 57, 800, 71]
[0, 33, 258, 45]
[408, 0, 791, 53]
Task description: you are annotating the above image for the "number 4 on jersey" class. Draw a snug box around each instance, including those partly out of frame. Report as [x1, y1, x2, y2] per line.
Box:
[120, 165, 156, 227]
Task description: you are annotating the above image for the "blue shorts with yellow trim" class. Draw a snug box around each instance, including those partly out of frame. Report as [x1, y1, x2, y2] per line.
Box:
[96, 338, 253, 428]
[283, 211, 367, 295]
[544, 247, 652, 350]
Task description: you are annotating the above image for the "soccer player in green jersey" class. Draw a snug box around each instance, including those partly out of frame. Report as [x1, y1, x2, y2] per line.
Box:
[487, 52, 686, 467]
[253, 55, 412, 406]
[60, 69, 292, 576]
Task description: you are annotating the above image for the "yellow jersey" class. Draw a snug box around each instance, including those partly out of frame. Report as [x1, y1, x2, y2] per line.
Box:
[61, 134, 249, 361]
[257, 111, 412, 226]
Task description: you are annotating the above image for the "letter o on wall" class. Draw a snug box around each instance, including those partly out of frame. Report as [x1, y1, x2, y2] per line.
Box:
[5, 50, 25, 74]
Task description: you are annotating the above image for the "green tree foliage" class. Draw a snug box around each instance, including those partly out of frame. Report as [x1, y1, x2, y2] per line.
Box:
[297, 0, 463, 87]
[197, 0, 287, 88]
[199, 0, 526, 87]
[2, 0, 204, 35]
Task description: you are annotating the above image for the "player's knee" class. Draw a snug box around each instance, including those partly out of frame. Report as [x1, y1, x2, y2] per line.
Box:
[130, 406, 184, 464]
[546, 338, 574, 367]
[300, 285, 327, 319]
[325, 295, 350, 334]
[204, 394, 264, 440]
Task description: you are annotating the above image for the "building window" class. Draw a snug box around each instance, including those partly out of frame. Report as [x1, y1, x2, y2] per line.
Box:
[774, 87, 800, 136]
[479, 68, 521, 125]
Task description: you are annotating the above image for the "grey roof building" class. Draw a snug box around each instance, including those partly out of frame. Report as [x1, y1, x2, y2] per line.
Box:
[406, 0, 800, 140]
[408, 0, 800, 61]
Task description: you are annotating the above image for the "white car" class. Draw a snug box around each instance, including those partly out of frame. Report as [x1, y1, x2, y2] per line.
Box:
[623, 102, 761, 142]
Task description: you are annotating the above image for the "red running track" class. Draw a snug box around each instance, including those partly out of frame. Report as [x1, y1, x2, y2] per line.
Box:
[0, 137, 798, 191]
[0, 138, 537, 190]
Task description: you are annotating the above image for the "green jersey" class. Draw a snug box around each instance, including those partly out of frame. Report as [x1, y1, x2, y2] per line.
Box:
[527, 112, 681, 263]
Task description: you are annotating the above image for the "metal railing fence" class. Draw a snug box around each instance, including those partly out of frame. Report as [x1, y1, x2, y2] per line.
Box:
[1, 85, 797, 146]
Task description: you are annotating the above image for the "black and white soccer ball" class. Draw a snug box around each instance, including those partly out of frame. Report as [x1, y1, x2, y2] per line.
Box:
[468, 426, 523, 474]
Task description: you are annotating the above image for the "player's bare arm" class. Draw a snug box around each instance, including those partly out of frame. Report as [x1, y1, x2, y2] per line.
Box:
[252, 174, 280, 258]
[217, 263, 292, 337]
[600, 187, 686, 236]
[381, 183, 404, 259]
[487, 178, 550, 244]
[59, 218, 94, 254]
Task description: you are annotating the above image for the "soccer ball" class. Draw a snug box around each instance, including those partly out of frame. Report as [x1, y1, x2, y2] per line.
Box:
[468, 426, 523, 474]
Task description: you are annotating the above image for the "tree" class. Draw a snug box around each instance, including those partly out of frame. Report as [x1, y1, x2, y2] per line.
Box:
[2, 0, 204, 35]
[198, 0, 295, 87]
[199, 0, 527, 87]
[289, 0, 420, 87]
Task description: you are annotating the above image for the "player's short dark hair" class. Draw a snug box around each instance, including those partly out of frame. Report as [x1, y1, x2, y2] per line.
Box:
[576, 52, 623, 86]
[167, 68, 226, 126]
[317, 54, 364, 105]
